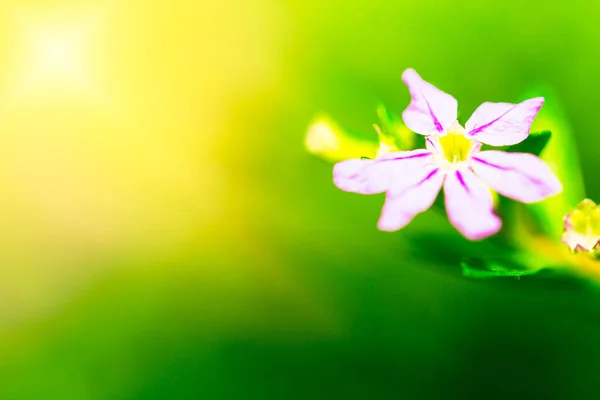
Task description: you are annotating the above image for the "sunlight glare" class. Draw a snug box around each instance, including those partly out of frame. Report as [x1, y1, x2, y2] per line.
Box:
[7, 8, 106, 102]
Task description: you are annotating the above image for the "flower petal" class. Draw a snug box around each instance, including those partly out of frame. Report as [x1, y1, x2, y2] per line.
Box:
[377, 165, 444, 231]
[471, 151, 562, 203]
[333, 150, 432, 194]
[465, 97, 544, 146]
[444, 169, 501, 240]
[401, 68, 458, 135]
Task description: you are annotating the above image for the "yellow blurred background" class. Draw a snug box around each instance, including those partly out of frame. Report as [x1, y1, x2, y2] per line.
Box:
[0, 0, 284, 326]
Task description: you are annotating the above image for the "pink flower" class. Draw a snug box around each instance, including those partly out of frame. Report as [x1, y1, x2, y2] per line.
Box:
[333, 69, 562, 240]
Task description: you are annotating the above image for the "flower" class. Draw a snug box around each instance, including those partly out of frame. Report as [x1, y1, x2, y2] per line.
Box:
[562, 199, 600, 253]
[333, 69, 562, 240]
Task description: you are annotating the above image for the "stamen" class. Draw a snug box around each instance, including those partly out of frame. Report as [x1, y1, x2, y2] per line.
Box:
[438, 132, 474, 164]
[373, 124, 383, 136]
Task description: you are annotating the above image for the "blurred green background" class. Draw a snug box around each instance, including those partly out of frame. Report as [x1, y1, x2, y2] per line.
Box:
[2, 0, 600, 398]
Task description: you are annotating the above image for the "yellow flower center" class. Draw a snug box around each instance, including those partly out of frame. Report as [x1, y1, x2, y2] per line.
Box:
[438, 133, 473, 163]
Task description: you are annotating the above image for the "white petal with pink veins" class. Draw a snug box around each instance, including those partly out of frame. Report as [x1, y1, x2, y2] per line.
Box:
[471, 150, 562, 203]
[444, 169, 501, 240]
[401, 68, 458, 135]
[465, 97, 544, 146]
[377, 165, 444, 231]
[333, 150, 432, 195]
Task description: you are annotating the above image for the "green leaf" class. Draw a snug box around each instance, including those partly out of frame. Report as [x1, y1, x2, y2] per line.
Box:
[496, 130, 554, 245]
[461, 257, 542, 279]
[505, 130, 552, 156]
[521, 85, 586, 237]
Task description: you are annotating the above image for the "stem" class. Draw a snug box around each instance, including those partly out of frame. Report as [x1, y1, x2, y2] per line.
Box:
[529, 236, 600, 282]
